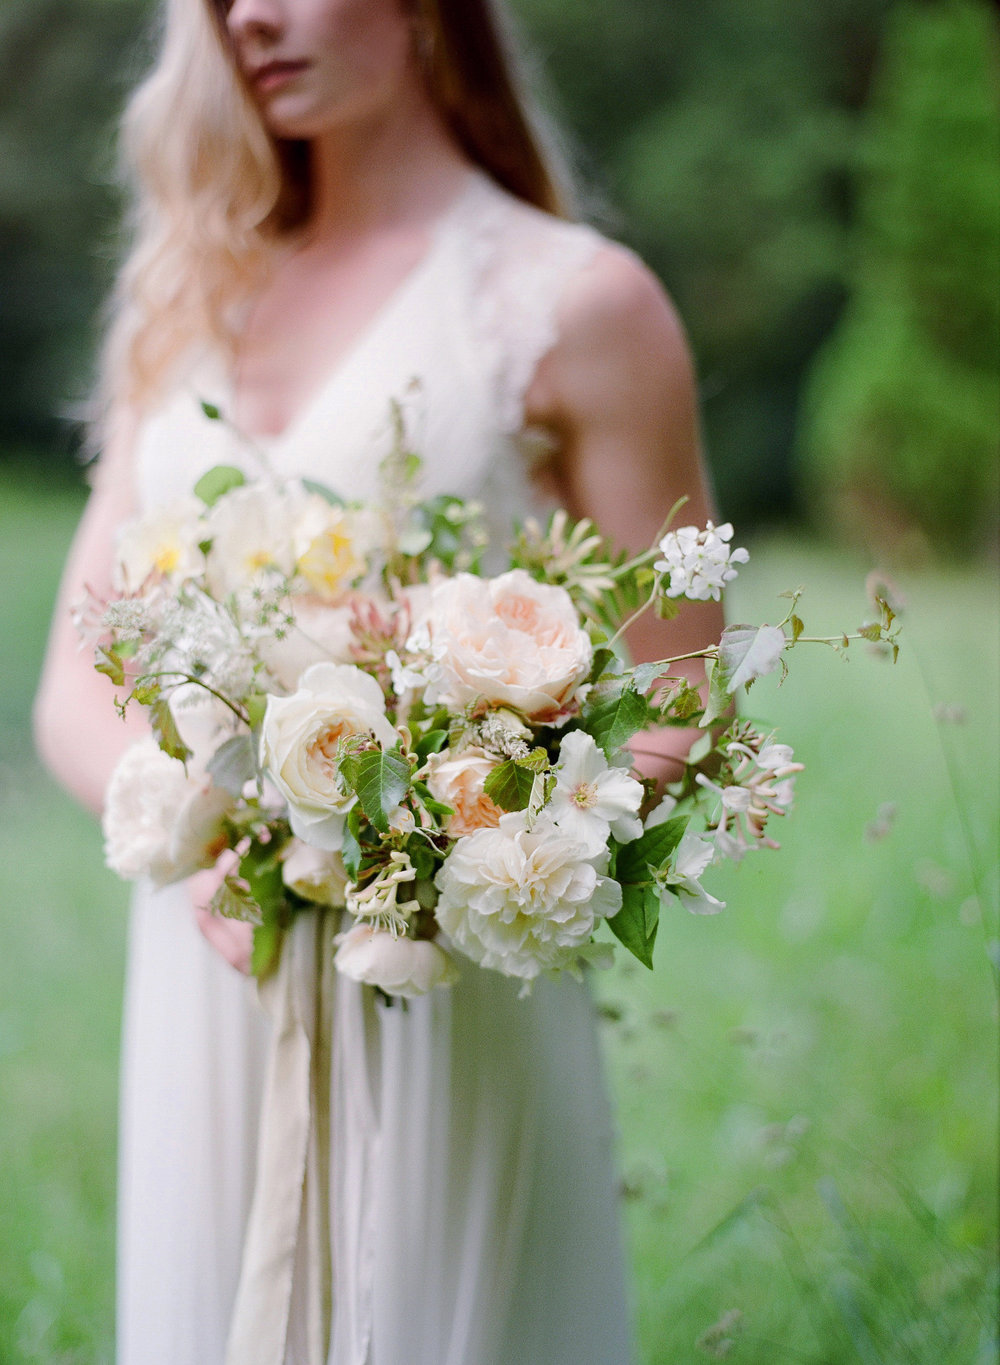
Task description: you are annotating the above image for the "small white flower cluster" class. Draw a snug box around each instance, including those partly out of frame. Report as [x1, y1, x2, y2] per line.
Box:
[655, 521, 749, 602]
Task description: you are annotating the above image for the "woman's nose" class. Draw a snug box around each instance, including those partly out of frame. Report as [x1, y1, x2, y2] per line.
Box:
[226, 0, 284, 42]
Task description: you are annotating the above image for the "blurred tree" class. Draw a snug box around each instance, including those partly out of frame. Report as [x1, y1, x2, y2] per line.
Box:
[0, 0, 148, 465]
[798, 0, 1000, 555]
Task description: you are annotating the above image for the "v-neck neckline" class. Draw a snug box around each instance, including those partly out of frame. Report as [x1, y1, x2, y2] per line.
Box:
[224, 168, 484, 450]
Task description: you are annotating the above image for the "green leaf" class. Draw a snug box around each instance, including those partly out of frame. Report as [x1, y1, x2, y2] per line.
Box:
[341, 810, 362, 882]
[614, 816, 687, 886]
[199, 399, 223, 421]
[207, 733, 257, 797]
[130, 681, 161, 706]
[209, 875, 263, 925]
[415, 728, 448, 761]
[301, 478, 344, 506]
[630, 661, 668, 695]
[251, 917, 285, 980]
[346, 747, 411, 835]
[193, 464, 246, 507]
[700, 655, 732, 728]
[246, 692, 269, 730]
[239, 841, 286, 919]
[587, 646, 618, 685]
[150, 698, 192, 763]
[582, 683, 651, 758]
[483, 759, 536, 812]
[95, 646, 125, 688]
[607, 882, 660, 969]
[790, 613, 804, 643]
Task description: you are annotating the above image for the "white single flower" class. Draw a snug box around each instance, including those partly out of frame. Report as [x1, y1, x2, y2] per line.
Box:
[281, 840, 349, 907]
[203, 481, 330, 598]
[102, 737, 231, 885]
[661, 830, 726, 914]
[423, 570, 592, 720]
[655, 522, 749, 602]
[113, 497, 205, 593]
[548, 729, 643, 856]
[259, 662, 399, 851]
[434, 813, 621, 980]
[334, 923, 459, 997]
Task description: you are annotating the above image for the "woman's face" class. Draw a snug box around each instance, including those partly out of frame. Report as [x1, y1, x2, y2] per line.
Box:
[222, 0, 416, 140]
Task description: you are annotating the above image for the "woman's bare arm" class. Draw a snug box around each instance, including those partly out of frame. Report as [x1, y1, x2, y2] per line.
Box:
[525, 244, 725, 785]
[34, 414, 148, 814]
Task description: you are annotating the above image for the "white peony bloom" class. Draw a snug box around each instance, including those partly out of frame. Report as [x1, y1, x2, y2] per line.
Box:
[103, 737, 231, 885]
[434, 813, 622, 980]
[548, 729, 644, 856]
[259, 662, 399, 851]
[661, 829, 726, 914]
[423, 570, 592, 720]
[334, 923, 459, 997]
[281, 840, 349, 907]
[654, 522, 749, 602]
[113, 497, 205, 593]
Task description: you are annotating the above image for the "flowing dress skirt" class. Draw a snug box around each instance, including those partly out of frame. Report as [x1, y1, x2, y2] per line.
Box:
[117, 890, 634, 1364]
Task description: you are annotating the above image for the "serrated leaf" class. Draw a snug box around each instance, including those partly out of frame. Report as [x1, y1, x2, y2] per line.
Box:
[347, 747, 411, 835]
[630, 661, 667, 695]
[582, 683, 651, 758]
[483, 759, 536, 811]
[587, 646, 618, 685]
[301, 478, 345, 506]
[130, 682, 161, 706]
[95, 646, 125, 688]
[207, 733, 257, 796]
[607, 882, 660, 968]
[615, 816, 687, 886]
[193, 464, 246, 507]
[209, 875, 263, 925]
[150, 697, 192, 763]
[858, 621, 883, 642]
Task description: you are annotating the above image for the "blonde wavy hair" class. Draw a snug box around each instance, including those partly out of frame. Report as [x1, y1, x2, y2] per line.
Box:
[100, 0, 578, 425]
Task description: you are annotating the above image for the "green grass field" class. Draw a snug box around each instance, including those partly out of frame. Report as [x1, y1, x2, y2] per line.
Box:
[0, 468, 996, 1364]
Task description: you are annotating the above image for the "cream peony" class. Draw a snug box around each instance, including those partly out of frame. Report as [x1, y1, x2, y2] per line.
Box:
[103, 737, 231, 885]
[423, 570, 592, 720]
[113, 496, 205, 593]
[259, 662, 399, 851]
[334, 923, 459, 997]
[425, 747, 503, 836]
[434, 813, 622, 980]
[281, 840, 349, 907]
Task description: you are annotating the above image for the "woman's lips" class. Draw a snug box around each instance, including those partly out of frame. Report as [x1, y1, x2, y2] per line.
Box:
[251, 60, 310, 93]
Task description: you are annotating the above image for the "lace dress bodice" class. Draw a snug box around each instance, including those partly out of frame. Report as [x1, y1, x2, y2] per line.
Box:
[133, 169, 605, 545]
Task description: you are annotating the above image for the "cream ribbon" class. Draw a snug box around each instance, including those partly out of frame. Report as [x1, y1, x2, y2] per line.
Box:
[224, 910, 381, 1365]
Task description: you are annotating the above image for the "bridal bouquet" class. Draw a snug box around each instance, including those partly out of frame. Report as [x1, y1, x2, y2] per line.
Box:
[83, 409, 899, 997]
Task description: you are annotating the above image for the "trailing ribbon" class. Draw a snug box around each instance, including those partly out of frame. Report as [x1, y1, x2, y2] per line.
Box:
[224, 910, 381, 1365]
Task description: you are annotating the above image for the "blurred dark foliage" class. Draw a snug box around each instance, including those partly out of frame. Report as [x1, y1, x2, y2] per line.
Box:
[0, 0, 996, 541]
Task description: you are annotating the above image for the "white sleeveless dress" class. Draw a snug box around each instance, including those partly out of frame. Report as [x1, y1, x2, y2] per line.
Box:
[117, 167, 635, 1365]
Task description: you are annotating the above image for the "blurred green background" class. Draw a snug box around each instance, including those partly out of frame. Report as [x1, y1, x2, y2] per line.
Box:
[1, 0, 997, 1361]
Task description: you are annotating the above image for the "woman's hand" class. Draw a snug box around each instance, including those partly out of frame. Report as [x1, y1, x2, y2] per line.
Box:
[188, 861, 254, 976]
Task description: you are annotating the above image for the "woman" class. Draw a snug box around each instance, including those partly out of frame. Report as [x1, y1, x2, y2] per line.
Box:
[35, 0, 723, 1360]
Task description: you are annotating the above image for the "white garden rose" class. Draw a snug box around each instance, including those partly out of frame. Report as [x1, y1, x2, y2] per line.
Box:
[334, 923, 459, 997]
[102, 737, 231, 885]
[259, 662, 399, 851]
[434, 813, 622, 980]
[425, 747, 503, 836]
[281, 840, 349, 907]
[113, 496, 205, 592]
[424, 570, 592, 720]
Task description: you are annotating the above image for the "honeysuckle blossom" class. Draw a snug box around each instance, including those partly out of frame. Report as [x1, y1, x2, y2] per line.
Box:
[655, 522, 749, 602]
[547, 730, 644, 857]
[697, 736, 803, 861]
[345, 851, 420, 935]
